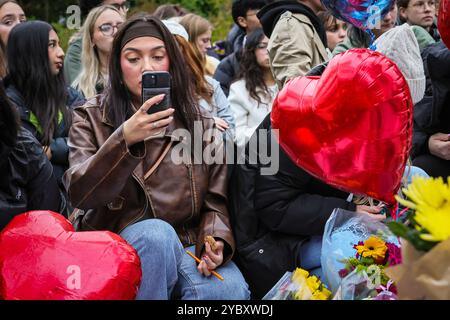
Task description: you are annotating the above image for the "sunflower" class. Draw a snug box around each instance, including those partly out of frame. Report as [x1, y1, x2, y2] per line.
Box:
[396, 176, 450, 242]
[355, 236, 387, 263]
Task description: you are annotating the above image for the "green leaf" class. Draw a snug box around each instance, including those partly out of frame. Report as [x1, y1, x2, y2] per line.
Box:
[388, 221, 409, 238]
[361, 257, 375, 265]
[388, 221, 438, 252]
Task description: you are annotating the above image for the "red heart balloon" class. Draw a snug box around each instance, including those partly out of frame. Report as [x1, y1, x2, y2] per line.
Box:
[271, 49, 413, 205]
[0, 211, 141, 300]
[439, 0, 450, 49]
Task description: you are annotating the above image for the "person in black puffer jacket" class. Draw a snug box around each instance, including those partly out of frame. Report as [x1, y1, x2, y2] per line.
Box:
[412, 41, 450, 178]
[0, 80, 62, 231]
[228, 64, 384, 299]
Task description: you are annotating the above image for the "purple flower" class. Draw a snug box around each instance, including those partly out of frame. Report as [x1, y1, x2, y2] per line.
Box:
[339, 269, 349, 278]
[386, 243, 402, 266]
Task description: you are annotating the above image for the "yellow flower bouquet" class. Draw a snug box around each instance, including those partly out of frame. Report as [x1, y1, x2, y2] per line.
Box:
[263, 268, 332, 300]
[386, 176, 450, 299]
[291, 268, 332, 300]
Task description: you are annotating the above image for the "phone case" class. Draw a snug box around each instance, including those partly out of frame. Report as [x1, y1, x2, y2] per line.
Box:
[142, 87, 171, 115]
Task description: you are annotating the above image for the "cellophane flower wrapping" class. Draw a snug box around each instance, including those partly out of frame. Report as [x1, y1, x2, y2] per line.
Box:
[321, 208, 399, 293]
[263, 268, 331, 300]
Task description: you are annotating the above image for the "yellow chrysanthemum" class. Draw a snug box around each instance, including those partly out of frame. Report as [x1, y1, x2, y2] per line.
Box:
[415, 204, 450, 242]
[321, 287, 332, 298]
[396, 176, 450, 211]
[306, 275, 321, 293]
[291, 268, 332, 300]
[292, 268, 309, 284]
[396, 176, 450, 242]
[311, 287, 332, 300]
[355, 236, 387, 262]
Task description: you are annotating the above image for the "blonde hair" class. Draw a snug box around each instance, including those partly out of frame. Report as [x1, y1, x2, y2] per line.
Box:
[72, 5, 123, 98]
[179, 13, 213, 73]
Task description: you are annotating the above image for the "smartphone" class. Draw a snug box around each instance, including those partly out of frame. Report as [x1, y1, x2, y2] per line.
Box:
[142, 71, 171, 115]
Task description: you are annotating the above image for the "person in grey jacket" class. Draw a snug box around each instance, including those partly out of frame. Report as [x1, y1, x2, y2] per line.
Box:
[202, 76, 236, 141]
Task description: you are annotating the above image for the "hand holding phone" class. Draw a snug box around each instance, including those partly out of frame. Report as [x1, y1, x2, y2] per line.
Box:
[123, 94, 175, 146]
[142, 71, 171, 115]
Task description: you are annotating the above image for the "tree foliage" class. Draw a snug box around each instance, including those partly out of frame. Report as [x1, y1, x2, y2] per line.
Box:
[18, 0, 233, 50]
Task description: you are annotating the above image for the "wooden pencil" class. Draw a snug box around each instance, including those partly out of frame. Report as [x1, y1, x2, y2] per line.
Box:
[186, 250, 224, 281]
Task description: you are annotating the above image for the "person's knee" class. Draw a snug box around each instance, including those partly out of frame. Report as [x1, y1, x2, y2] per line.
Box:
[215, 268, 251, 300]
[220, 279, 250, 300]
[121, 219, 179, 251]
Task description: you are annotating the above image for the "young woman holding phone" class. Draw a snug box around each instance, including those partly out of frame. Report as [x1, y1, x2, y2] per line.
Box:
[64, 14, 249, 300]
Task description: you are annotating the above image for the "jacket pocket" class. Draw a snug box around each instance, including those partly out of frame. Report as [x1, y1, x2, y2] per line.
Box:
[237, 233, 299, 299]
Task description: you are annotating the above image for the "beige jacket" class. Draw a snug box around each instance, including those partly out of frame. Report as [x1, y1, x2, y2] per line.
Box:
[268, 11, 328, 89]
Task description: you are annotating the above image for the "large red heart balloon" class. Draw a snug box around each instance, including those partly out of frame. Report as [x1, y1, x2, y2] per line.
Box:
[439, 0, 450, 49]
[271, 49, 413, 205]
[0, 211, 141, 300]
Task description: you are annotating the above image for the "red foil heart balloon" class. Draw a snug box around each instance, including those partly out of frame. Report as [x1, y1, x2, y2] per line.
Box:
[0, 211, 142, 300]
[439, 0, 450, 49]
[271, 49, 413, 204]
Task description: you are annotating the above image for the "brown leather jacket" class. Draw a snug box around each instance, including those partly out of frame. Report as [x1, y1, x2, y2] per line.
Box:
[63, 96, 235, 262]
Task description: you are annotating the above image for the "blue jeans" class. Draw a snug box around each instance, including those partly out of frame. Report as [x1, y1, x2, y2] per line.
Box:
[120, 219, 250, 300]
[298, 235, 325, 284]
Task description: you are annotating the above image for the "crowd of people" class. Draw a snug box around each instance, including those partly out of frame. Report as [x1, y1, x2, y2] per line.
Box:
[0, 0, 448, 300]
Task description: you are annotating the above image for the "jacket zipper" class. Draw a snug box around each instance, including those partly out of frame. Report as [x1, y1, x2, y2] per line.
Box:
[187, 163, 197, 220]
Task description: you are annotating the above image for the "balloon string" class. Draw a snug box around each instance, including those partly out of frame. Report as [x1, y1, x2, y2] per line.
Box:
[367, 29, 377, 50]
[397, 206, 409, 219]
[390, 202, 399, 221]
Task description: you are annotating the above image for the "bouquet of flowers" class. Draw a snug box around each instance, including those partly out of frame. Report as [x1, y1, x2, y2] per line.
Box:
[386, 176, 450, 299]
[321, 208, 400, 293]
[263, 268, 332, 300]
[335, 235, 401, 300]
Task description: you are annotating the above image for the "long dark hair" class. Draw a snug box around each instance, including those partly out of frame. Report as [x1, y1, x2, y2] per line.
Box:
[6, 21, 69, 147]
[347, 25, 371, 48]
[0, 79, 19, 160]
[236, 28, 270, 106]
[105, 14, 200, 136]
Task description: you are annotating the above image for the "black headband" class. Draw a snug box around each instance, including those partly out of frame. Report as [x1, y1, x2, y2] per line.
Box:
[120, 20, 164, 50]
